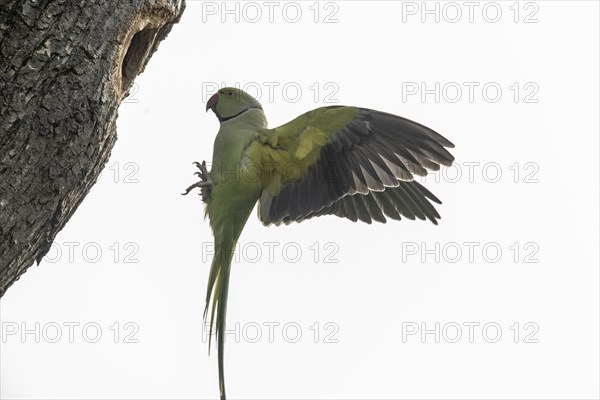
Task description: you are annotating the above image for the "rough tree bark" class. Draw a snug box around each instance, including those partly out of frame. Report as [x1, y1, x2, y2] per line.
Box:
[0, 0, 186, 297]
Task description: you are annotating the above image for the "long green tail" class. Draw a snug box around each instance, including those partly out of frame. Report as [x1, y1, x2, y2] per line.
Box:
[204, 222, 239, 400]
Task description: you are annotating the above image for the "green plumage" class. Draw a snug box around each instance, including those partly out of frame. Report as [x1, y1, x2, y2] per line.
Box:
[191, 87, 455, 399]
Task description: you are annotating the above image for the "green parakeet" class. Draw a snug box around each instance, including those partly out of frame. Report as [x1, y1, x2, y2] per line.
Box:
[184, 87, 455, 399]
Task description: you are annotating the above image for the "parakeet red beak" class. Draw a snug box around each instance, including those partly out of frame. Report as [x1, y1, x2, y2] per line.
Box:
[206, 93, 219, 112]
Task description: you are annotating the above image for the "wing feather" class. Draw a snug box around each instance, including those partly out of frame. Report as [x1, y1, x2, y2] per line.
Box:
[245, 106, 455, 226]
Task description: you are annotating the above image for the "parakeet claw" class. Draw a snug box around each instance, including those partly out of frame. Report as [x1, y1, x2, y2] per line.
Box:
[181, 180, 211, 195]
[182, 161, 212, 201]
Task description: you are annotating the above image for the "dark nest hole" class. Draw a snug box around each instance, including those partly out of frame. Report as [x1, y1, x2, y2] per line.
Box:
[121, 26, 159, 91]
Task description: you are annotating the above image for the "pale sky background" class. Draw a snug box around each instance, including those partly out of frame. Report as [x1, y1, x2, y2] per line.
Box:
[1, 1, 599, 399]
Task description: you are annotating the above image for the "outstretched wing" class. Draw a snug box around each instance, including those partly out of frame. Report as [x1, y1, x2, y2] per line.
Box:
[244, 106, 455, 226]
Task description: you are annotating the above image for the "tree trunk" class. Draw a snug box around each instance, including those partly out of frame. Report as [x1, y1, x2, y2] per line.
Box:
[0, 0, 186, 297]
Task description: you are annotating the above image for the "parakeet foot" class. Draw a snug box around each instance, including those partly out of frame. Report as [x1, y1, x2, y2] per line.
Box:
[182, 161, 212, 201]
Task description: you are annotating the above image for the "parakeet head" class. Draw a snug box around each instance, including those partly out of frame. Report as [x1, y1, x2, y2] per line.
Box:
[206, 87, 262, 122]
